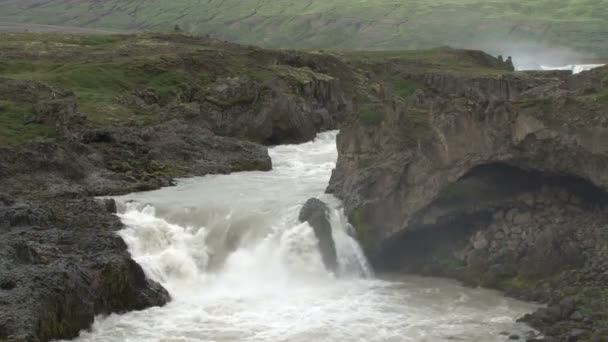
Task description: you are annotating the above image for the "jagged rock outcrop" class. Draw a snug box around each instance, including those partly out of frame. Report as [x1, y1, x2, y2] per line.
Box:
[299, 198, 338, 273]
[328, 65, 608, 340]
[0, 35, 361, 341]
[0, 77, 85, 135]
[0, 198, 169, 341]
[329, 65, 608, 254]
[197, 64, 352, 144]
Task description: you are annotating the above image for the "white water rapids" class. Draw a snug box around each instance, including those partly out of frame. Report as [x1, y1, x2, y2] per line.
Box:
[68, 131, 539, 342]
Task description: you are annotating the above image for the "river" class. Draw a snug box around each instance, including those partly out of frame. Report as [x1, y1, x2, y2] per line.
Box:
[66, 131, 538, 342]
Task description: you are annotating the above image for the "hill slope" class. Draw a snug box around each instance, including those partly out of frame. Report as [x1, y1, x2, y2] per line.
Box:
[0, 0, 607, 58]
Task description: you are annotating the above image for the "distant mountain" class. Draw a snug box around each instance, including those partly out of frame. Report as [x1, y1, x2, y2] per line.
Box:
[1, 0, 607, 57]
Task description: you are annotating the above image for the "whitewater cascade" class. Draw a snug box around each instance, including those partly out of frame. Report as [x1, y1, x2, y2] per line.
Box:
[541, 64, 605, 74]
[69, 131, 539, 342]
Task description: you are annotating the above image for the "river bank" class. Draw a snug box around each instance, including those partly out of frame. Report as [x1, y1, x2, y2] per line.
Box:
[1, 32, 606, 341]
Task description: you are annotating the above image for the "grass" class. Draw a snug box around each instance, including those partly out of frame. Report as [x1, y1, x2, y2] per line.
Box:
[0, 100, 56, 145]
[357, 105, 385, 126]
[0, 58, 191, 124]
[1, 0, 607, 56]
[340, 48, 512, 76]
[393, 79, 420, 98]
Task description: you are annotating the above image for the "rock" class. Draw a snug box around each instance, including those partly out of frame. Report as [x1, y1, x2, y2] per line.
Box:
[509, 334, 520, 340]
[570, 311, 585, 321]
[472, 231, 488, 250]
[513, 212, 532, 224]
[326, 64, 608, 342]
[559, 297, 577, 319]
[101, 198, 118, 214]
[590, 330, 608, 342]
[0, 197, 169, 341]
[298, 198, 338, 273]
[569, 329, 588, 341]
[201, 71, 350, 144]
[82, 129, 115, 144]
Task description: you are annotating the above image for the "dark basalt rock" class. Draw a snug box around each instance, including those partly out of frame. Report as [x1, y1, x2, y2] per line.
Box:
[299, 198, 338, 273]
[0, 198, 170, 341]
[328, 65, 608, 340]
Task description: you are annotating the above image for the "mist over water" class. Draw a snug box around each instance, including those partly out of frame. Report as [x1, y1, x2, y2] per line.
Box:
[474, 41, 605, 72]
[68, 131, 538, 342]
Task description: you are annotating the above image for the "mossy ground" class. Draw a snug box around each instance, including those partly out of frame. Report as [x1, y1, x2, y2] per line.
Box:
[0, 33, 333, 142]
[0, 100, 56, 145]
[0, 32, 515, 146]
[357, 106, 385, 126]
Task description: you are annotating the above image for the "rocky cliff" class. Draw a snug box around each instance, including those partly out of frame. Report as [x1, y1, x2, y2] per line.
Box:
[2, 32, 607, 341]
[0, 33, 361, 341]
[328, 59, 608, 340]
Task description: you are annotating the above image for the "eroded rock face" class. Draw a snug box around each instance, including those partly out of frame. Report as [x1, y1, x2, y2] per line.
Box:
[299, 198, 338, 273]
[327, 66, 608, 340]
[0, 198, 169, 342]
[329, 65, 608, 256]
[199, 68, 350, 145]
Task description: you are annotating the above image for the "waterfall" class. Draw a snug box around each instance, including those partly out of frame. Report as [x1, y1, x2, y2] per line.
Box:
[69, 130, 538, 342]
[112, 130, 371, 298]
[540, 63, 605, 74]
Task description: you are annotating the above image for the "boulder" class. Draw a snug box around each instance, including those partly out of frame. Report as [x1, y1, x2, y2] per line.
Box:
[298, 198, 338, 273]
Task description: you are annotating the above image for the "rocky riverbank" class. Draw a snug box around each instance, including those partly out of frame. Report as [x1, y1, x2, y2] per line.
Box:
[2, 31, 604, 342]
[0, 33, 359, 341]
[327, 52, 608, 341]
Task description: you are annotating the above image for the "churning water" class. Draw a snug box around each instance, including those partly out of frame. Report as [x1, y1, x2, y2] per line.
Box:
[69, 131, 538, 342]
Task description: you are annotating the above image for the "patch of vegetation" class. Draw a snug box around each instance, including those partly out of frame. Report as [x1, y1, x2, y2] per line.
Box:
[573, 287, 608, 318]
[342, 48, 512, 75]
[2, 0, 607, 56]
[0, 100, 56, 145]
[107, 159, 174, 180]
[0, 59, 189, 124]
[357, 105, 385, 126]
[393, 79, 420, 98]
[400, 108, 430, 145]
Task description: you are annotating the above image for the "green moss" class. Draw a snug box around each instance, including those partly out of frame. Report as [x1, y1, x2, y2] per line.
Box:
[0, 100, 56, 145]
[573, 287, 608, 318]
[400, 108, 430, 144]
[358, 105, 385, 125]
[0, 60, 188, 124]
[393, 79, 420, 98]
[247, 68, 276, 82]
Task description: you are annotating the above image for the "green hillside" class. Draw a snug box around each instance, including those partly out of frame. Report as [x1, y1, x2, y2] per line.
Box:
[1, 0, 607, 58]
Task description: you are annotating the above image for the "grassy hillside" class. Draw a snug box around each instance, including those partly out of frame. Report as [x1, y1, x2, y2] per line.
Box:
[0, 0, 607, 59]
[0, 32, 513, 145]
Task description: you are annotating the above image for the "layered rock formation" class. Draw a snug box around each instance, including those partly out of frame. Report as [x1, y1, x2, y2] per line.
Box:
[328, 62, 608, 340]
[0, 34, 362, 341]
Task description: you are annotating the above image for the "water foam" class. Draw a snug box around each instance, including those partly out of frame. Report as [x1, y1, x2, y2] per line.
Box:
[540, 64, 605, 74]
[67, 131, 538, 342]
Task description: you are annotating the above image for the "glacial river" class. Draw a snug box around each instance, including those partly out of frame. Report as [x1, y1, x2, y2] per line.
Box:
[66, 131, 538, 342]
